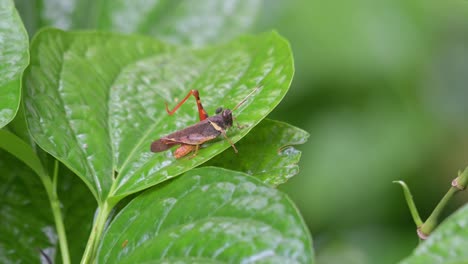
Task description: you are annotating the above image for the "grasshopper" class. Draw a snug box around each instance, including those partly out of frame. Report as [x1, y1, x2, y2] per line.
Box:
[150, 88, 258, 158]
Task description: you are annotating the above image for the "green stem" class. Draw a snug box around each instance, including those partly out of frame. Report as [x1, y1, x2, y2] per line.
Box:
[418, 187, 457, 237]
[80, 201, 113, 264]
[43, 162, 70, 264]
[393, 180, 423, 227]
[394, 167, 468, 239]
[419, 167, 468, 237]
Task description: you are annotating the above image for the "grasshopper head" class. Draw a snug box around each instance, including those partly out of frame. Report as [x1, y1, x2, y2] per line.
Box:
[221, 109, 233, 128]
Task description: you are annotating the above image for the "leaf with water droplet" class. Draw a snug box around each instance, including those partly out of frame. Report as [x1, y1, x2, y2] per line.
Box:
[206, 119, 309, 186]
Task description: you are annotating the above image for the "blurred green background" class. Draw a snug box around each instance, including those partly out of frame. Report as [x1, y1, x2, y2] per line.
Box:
[254, 0, 468, 263]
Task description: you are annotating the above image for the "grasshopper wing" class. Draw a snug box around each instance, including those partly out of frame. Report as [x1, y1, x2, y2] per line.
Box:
[162, 119, 221, 145]
[150, 118, 222, 153]
[150, 138, 179, 152]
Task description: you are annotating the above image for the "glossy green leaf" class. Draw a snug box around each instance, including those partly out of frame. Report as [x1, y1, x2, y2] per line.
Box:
[400, 204, 468, 264]
[0, 129, 48, 179]
[206, 119, 309, 186]
[0, 0, 29, 129]
[97, 167, 314, 263]
[24, 29, 293, 203]
[15, 0, 261, 46]
[0, 149, 54, 263]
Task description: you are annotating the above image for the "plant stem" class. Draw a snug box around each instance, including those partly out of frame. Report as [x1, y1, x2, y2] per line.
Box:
[393, 180, 423, 227]
[395, 167, 468, 239]
[419, 167, 468, 237]
[80, 201, 113, 264]
[43, 168, 71, 264]
[418, 187, 457, 237]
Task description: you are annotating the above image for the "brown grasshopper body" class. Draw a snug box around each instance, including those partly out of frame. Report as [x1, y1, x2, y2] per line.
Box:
[150, 87, 261, 158]
[151, 108, 235, 158]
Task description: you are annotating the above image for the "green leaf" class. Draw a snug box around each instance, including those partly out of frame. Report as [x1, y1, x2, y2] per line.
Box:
[0, 129, 47, 178]
[24, 29, 293, 203]
[97, 0, 263, 46]
[15, 0, 262, 46]
[0, 0, 29, 129]
[206, 119, 309, 186]
[400, 204, 468, 264]
[0, 149, 54, 263]
[96, 167, 314, 263]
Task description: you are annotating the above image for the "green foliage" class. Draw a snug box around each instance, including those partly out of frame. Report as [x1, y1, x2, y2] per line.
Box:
[56, 165, 96, 263]
[207, 119, 309, 186]
[0, 150, 53, 263]
[0, 129, 46, 177]
[14, 0, 262, 46]
[0, 1, 314, 262]
[0, 0, 29, 129]
[24, 28, 294, 202]
[97, 167, 313, 263]
[0, 149, 95, 263]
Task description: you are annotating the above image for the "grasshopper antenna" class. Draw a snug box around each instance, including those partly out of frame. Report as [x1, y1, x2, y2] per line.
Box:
[232, 86, 261, 111]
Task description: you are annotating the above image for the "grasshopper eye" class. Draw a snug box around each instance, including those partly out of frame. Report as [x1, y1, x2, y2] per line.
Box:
[215, 107, 223, 114]
[222, 109, 232, 118]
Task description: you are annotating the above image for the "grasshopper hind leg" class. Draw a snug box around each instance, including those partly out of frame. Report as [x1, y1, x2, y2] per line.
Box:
[174, 144, 199, 159]
[165, 90, 209, 121]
